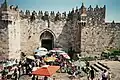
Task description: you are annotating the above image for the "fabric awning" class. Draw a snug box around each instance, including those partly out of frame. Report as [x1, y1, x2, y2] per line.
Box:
[44, 57, 57, 62]
[32, 67, 40, 71]
[32, 65, 60, 77]
[26, 55, 35, 60]
[34, 48, 48, 52]
[59, 53, 70, 59]
[34, 51, 48, 57]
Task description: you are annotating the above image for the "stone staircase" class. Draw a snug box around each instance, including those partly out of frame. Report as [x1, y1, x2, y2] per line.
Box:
[91, 62, 110, 73]
[91, 64, 100, 72]
[89, 62, 110, 80]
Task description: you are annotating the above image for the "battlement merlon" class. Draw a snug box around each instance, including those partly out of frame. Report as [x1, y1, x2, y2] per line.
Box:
[0, 0, 19, 22]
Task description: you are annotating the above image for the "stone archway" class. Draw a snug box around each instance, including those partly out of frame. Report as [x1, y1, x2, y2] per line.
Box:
[40, 31, 54, 50]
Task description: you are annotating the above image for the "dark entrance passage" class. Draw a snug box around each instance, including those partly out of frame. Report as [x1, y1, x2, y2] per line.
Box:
[41, 39, 52, 51]
[40, 31, 54, 51]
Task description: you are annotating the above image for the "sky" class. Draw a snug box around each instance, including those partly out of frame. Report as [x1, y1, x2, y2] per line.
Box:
[0, 0, 120, 22]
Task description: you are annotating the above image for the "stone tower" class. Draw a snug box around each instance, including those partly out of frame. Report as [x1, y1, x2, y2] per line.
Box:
[78, 3, 87, 53]
[0, 0, 21, 60]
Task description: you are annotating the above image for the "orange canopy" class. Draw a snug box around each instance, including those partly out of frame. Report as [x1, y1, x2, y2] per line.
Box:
[32, 65, 60, 77]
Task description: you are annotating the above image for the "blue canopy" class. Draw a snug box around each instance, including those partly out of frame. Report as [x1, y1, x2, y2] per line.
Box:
[34, 49, 41, 52]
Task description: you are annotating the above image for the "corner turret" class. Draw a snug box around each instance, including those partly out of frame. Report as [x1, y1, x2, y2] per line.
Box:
[0, 0, 19, 22]
[80, 3, 87, 26]
[1, 0, 8, 9]
[80, 3, 87, 15]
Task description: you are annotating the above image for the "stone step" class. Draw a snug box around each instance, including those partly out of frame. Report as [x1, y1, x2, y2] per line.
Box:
[90, 65, 99, 72]
[91, 64, 101, 72]
[93, 63, 104, 71]
[97, 62, 110, 70]
[96, 63, 108, 71]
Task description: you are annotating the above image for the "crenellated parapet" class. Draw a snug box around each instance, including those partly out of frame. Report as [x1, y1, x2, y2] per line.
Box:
[19, 10, 67, 22]
[0, 1, 19, 22]
[0, 0, 107, 24]
[87, 5, 106, 24]
[18, 3, 106, 24]
[66, 3, 106, 25]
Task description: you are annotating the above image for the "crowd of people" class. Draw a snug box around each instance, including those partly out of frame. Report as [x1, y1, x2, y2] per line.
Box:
[0, 51, 111, 80]
[1, 51, 81, 80]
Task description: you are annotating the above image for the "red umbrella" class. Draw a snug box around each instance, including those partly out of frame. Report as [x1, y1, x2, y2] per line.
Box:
[32, 65, 60, 77]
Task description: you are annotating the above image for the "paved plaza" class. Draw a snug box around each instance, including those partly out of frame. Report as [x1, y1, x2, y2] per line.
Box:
[16, 60, 120, 80]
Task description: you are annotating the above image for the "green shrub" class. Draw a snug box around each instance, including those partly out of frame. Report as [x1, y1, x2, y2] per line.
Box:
[101, 49, 120, 59]
[81, 56, 95, 61]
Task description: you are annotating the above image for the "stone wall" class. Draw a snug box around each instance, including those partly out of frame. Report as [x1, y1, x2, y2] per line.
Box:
[8, 20, 21, 60]
[81, 23, 120, 56]
[20, 19, 68, 55]
[0, 21, 9, 58]
[0, 3, 21, 60]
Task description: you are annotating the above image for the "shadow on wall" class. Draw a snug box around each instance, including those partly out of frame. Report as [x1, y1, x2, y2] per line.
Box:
[55, 11, 80, 59]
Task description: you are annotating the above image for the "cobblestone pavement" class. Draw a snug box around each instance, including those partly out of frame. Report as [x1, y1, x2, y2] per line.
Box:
[19, 73, 70, 80]
[90, 60, 120, 80]
[101, 61, 120, 80]
[19, 73, 87, 80]
[19, 61, 120, 80]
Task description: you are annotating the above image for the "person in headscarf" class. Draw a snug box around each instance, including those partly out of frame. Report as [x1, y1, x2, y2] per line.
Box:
[89, 68, 95, 80]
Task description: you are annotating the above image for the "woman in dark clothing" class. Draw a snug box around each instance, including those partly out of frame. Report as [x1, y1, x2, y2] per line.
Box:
[32, 75, 35, 80]
[13, 69, 17, 80]
[36, 76, 38, 80]
[89, 68, 95, 80]
[44, 76, 48, 80]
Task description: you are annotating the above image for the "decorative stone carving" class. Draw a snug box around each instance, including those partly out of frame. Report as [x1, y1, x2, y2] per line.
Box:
[32, 11, 37, 17]
[38, 11, 43, 18]
[30, 12, 36, 21]
[25, 10, 30, 17]
[55, 11, 61, 21]
[50, 11, 55, 17]
[50, 11, 55, 21]
[15, 5, 18, 11]
[62, 12, 66, 19]
[10, 5, 14, 9]
[42, 11, 49, 21]
[19, 10, 24, 17]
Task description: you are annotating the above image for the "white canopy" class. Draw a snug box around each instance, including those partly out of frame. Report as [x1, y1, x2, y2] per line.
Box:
[56, 50, 65, 53]
[35, 51, 48, 57]
[59, 52, 70, 59]
[49, 50, 56, 53]
[32, 67, 40, 71]
[34, 47, 48, 52]
[26, 55, 35, 60]
[3, 60, 17, 67]
[49, 50, 65, 53]
[39, 48, 48, 51]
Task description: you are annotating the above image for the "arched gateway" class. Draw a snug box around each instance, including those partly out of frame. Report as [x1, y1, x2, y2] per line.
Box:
[40, 29, 55, 50]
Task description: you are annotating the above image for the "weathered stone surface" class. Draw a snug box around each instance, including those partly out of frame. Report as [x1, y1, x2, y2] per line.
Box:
[0, 2, 120, 59]
[0, 21, 9, 56]
[0, 3, 21, 60]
